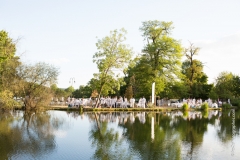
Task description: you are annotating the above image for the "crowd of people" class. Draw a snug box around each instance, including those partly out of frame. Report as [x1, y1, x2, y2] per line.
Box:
[65, 96, 148, 108]
[169, 98, 230, 108]
[51, 96, 230, 109]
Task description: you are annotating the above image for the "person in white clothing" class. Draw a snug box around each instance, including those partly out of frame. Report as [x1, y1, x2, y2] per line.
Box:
[138, 98, 142, 108]
[123, 97, 128, 108]
[100, 96, 105, 107]
[116, 96, 123, 108]
[142, 96, 146, 108]
[130, 97, 135, 108]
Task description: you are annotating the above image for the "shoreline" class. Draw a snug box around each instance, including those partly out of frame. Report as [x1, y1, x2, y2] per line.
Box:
[46, 105, 223, 112]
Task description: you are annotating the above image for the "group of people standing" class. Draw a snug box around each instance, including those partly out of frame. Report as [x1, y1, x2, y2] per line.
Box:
[98, 96, 147, 108]
[66, 96, 148, 108]
[137, 97, 147, 108]
[62, 96, 230, 109]
[67, 97, 92, 107]
[99, 96, 137, 108]
[181, 98, 230, 108]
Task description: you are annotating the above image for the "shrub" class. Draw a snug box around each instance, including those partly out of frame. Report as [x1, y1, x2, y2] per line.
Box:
[147, 102, 155, 108]
[231, 99, 240, 107]
[182, 103, 189, 111]
[201, 103, 209, 111]
[222, 103, 232, 109]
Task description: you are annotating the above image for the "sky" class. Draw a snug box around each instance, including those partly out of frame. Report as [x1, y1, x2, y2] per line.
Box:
[1, 0, 240, 89]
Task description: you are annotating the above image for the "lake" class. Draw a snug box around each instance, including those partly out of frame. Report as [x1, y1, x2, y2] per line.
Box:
[0, 109, 239, 160]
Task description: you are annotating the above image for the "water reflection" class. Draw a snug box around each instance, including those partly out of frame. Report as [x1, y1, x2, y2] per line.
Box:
[0, 110, 64, 160]
[1, 110, 240, 160]
[87, 110, 240, 160]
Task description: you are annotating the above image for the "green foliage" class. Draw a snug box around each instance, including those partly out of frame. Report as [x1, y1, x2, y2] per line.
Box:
[214, 72, 234, 99]
[209, 88, 218, 100]
[182, 103, 189, 111]
[0, 30, 20, 90]
[16, 62, 59, 109]
[92, 29, 133, 106]
[222, 103, 232, 109]
[183, 111, 188, 117]
[125, 85, 133, 101]
[201, 103, 209, 111]
[0, 30, 16, 62]
[147, 102, 155, 108]
[50, 84, 72, 100]
[0, 30, 22, 109]
[202, 110, 209, 118]
[65, 86, 74, 95]
[0, 90, 21, 109]
[231, 98, 240, 107]
[124, 21, 183, 98]
[232, 76, 240, 97]
[72, 85, 92, 98]
[160, 81, 188, 99]
[140, 20, 183, 81]
[213, 73, 240, 100]
[181, 43, 210, 98]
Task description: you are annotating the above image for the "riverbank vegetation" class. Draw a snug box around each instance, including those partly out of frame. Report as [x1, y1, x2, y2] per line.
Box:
[1, 20, 240, 110]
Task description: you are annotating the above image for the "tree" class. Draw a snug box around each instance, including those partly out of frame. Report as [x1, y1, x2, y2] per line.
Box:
[64, 86, 75, 97]
[50, 84, 70, 101]
[0, 30, 21, 109]
[0, 30, 20, 91]
[72, 85, 92, 98]
[182, 43, 210, 98]
[232, 75, 240, 98]
[124, 21, 182, 98]
[140, 20, 183, 80]
[160, 81, 189, 99]
[16, 62, 59, 109]
[0, 90, 21, 110]
[92, 29, 133, 107]
[0, 30, 16, 63]
[124, 85, 133, 101]
[214, 71, 234, 100]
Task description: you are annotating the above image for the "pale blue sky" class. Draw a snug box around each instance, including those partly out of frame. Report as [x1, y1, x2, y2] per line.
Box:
[1, 1, 240, 88]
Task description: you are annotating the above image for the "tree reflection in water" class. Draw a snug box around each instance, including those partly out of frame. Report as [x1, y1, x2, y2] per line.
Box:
[0, 110, 65, 160]
[1, 109, 239, 159]
[87, 110, 240, 160]
[89, 112, 132, 160]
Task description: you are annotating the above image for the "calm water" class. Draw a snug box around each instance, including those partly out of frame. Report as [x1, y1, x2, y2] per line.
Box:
[0, 109, 240, 160]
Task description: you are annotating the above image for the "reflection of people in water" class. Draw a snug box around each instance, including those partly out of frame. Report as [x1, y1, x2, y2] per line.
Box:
[81, 113, 84, 120]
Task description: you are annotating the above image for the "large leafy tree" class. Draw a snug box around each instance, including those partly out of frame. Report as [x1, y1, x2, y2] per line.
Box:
[16, 62, 59, 109]
[0, 30, 16, 63]
[182, 43, 210, 98]
[214, 71, 234, 100]
[232, 75, 240, 98]
[92, 29, 133, 107]
[0, 30, 21, 91]
[125, 21, 183, 98]
[140, 21, 183, 80]
[0, 30, 21, 109]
